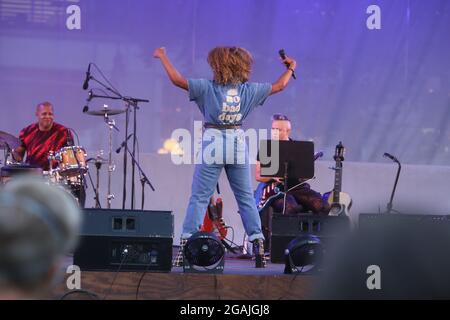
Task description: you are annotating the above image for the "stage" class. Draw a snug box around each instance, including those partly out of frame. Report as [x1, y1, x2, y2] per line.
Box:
[53, 252, 316, 300]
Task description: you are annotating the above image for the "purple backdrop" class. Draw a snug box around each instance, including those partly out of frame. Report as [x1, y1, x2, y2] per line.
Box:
[1, 0, 449, 165]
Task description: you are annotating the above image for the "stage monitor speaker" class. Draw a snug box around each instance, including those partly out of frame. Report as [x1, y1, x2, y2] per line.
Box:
[74, 209, 173, 272]
[359, 213, 450, 231]
[270, 214, 351, 263]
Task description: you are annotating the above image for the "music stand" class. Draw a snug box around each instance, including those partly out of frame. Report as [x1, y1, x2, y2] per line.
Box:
[259, 140, 315, 214]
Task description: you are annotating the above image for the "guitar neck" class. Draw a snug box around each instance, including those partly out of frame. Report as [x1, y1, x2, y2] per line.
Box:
[333, 161, 343, 202]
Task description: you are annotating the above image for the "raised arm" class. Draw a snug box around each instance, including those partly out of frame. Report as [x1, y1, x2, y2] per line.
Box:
[153, 47, 188, 91]
[270, 56, 297, 95]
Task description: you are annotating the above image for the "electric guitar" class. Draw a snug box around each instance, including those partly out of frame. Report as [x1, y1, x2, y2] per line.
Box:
[200, 196, 228, 240]
[322, 141, 352, 216]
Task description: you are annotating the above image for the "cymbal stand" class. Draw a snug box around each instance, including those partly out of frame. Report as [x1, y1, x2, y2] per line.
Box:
[104, 113, 119, 209]
[3, 142, 12, 165]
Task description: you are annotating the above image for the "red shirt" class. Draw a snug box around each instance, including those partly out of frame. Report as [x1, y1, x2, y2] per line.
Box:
[19, 122, 73, 170]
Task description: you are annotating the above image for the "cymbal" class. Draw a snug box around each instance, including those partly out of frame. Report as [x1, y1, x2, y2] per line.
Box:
[0, 130, 20, 150]
[85, 108, 126, 116]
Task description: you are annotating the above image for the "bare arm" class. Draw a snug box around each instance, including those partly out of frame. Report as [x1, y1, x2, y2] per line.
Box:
[255, 161, 283, 183]
[270, 56, 297, 95]
[153, 47, 188, 91]
[12, 146, 25, 162]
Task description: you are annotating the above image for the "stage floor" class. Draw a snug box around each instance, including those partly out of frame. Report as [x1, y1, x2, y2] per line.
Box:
[54, 248, 316, 300]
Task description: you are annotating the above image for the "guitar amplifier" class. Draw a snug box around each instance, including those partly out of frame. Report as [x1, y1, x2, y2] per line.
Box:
[270, 213, 351, 263]
[74, 209, 173, 272]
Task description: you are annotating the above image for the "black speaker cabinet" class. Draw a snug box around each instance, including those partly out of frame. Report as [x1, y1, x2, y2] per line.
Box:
[359, 213, 450, 230]
[74, 209, 173, 272]
[270, 214, 351, 263]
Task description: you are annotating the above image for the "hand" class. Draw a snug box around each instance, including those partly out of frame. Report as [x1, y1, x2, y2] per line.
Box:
[274, 177, 284, 184]
[281, 56, 297, 70]
[153, 47, 166, 59]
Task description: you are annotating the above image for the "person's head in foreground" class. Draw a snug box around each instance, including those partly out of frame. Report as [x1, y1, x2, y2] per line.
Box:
[0, 178, 81, 299]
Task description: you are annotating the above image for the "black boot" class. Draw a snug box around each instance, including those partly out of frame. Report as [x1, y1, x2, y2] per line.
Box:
[253, 239, 266, 268]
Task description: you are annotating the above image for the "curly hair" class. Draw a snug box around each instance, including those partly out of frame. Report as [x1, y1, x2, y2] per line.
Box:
[207, 47, 253, 85]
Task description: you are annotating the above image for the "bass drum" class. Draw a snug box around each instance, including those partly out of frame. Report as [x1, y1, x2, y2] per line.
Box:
[42, 170, 86, 208]
[0, 164, 43, 185]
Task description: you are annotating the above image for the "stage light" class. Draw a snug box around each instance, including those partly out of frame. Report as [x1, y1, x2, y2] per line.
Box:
[284, 234, 324, 274]
[183, 231, 225, 273]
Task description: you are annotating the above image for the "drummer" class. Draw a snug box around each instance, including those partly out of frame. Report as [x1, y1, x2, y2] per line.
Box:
[12, 101, 73, 171]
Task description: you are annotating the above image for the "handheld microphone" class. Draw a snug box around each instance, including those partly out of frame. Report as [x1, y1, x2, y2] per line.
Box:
[116, 134, 133, 153]
[383, 152, 399, 162]
[82, 63, 91, 90]
[278, 49, 296, 79]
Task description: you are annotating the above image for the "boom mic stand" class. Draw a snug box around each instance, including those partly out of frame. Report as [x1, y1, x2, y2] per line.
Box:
[383, 153, 402, 214]
[83, 67, 149, 210]
[121, 140, 155, 210]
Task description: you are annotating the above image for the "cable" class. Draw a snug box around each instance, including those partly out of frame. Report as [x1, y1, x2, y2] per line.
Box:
[103, 249, 129, 300]
[86, 168, 101, 208]
[225, 225, 235, 246]
[92, 63, 121, 97]
[60, 289, 100, 300]
[135, 253, 153, 300]
[67, 127, 80, 146]
[277, 273, 299, 300]
[93, 87, 115, 99]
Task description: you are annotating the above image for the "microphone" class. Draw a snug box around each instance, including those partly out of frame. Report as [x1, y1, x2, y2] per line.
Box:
[383, 152, 399, 162]
[82, 90, 94, 113]
[278, 49, 296, 79]
[82, 63, 91, 90]
[314, 151, 324, 161]
[116, 134, 133, 153]
[66, 128, 74, 146]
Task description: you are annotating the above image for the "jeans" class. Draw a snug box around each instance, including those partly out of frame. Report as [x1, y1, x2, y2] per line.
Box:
[182, 128, 264, 242]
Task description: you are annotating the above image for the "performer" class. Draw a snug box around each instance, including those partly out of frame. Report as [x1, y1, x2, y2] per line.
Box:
[255, 114, 330, 215]
[12, 102, 86, 207]
[154, 46, 296, 268]
[12, 101, 73, 171]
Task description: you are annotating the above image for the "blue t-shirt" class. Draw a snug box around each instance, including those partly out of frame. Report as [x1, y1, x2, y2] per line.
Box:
[188, 79, 272, 125]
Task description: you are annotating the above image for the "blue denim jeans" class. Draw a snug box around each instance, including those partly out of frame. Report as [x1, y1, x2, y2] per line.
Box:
[182, 128, 264, 242]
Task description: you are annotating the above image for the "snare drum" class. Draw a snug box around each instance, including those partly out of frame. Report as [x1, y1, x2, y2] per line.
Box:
[43, 170, 61, 185]
[0, 164, 43, 184]
[55, 146, 88, 177]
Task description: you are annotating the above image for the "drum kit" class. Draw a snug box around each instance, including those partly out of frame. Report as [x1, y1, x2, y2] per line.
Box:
[0, 106, 126, 208]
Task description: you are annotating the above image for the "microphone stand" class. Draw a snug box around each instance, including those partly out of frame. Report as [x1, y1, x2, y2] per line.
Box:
[3, 142, 11, 165]
[386, 158, 401, 214]
[121, 141, 155, 210]
[121, 97, 149, 210]
[84, 70, 148, 210]
[85, 159, 102, 209]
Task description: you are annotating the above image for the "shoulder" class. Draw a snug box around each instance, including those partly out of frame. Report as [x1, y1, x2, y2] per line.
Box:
[52, 123, 67, 131]
[243, 82, 272, 90]
[188, 78, 212, 88]
[20, 123, 37, 134]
